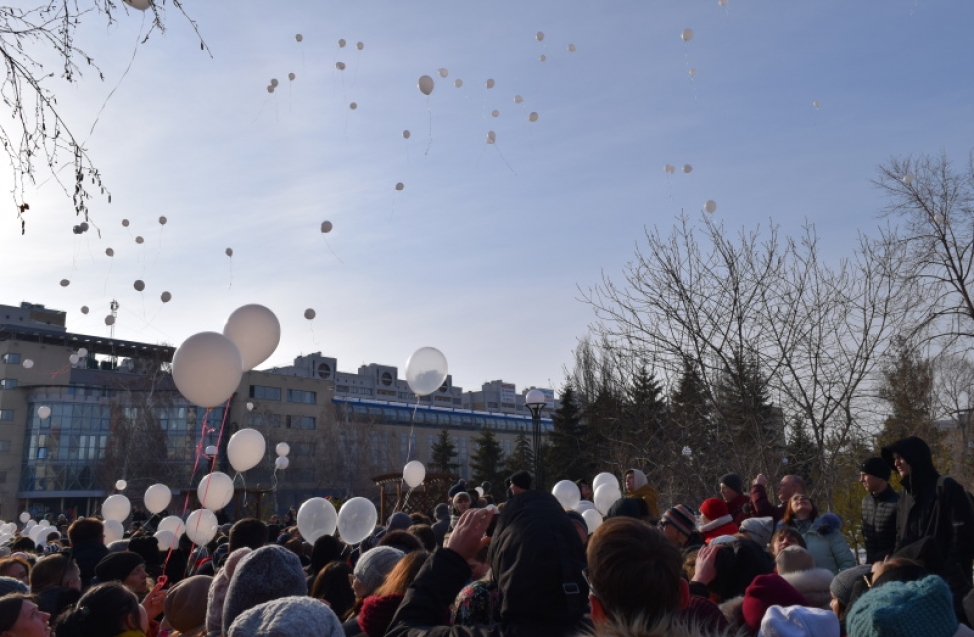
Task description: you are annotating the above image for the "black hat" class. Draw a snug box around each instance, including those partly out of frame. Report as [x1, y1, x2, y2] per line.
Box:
[506, 470, 532, 490]
[860, 457, 891, 482]
[95, 551, 145, 583]
[719, 473, 744, 496]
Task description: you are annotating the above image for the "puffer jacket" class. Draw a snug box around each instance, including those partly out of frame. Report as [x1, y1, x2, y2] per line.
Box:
[861, 485, 898, 563]
[782, 514, 855, 575]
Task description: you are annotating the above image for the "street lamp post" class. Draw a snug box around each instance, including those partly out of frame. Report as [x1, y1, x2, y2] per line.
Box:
[525, 389, 547, 491]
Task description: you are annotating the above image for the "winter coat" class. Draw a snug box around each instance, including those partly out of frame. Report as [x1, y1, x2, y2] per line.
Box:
[780, 567, 835, 609]
[72, 539, 109, 590]
[882, 436, 974, 584]
[724, 494, 750, 525]
[748, 484, 786, 524]
[579, 611, 735, 637]
[861, 484, 898, 563]
[625, 470, 660, 520]
[781, 514, 855, 575]
[387, 490, 590, 637]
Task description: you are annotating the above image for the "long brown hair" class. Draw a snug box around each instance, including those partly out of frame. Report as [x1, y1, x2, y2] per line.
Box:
[373, 550, 429, 597]
[781, 493, 819, 526]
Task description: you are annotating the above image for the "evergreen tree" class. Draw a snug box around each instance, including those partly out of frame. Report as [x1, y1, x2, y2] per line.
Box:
[714, 351, 778, 477]
[878, 336, 939, 450]
[624, 364, 667, 448]
[547, 385, 586, 486]
[429, 429, 459, 474]
[504, 430, 534, 476]
[785, 418, 820, 488]
[470, 430, 506, 500]
[670, 358, 712, 455]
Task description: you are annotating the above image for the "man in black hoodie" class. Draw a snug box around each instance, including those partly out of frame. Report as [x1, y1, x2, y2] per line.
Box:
[882, 436, 974, 586]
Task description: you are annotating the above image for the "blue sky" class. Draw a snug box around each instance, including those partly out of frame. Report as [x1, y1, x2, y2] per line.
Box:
[2, 0, 972, 395]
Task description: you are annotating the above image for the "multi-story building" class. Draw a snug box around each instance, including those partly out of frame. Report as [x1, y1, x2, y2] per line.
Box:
[0, 302, 554, 519]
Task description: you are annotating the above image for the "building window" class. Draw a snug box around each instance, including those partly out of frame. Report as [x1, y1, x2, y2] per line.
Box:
[249, 386, 282, 401]
[336, 385, 349, 392]
[287, 389, 316, 404]
[0, 379, 16, 390]
[1, 354, 20, 364]
[0, 410, 12, 422]
[0, 441, 11, 452]
[286, 415, 315, 430]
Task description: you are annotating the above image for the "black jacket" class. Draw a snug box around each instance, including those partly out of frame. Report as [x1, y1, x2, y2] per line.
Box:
[71, 540, 108, 591]
[861, 484, 899, 563]
[882, 437, 974, 577]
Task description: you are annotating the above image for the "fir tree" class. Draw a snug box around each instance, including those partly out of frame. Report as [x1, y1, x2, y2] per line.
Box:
[470, 429, 506, 500]
[429, 429, 459, 474]
[547, 385, 586, 486]
[878, 336, 939, 450]
[504, 430, 534, 476]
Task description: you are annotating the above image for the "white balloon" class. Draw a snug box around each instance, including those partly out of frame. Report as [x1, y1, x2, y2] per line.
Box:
[154, 530, 176, 550]
[304, 309, 316, 320]
[69, 354, 79, 365]
[529, 112, 539, 122]
[536, 31, 545, 41]
[105, 316, 115, 326]
[681, 28, 695, 42]
[486, 131, 496, 144]
[158, 216, 167, 225]
[336, 61, 346, 71]
[136, 236, 144, 244]
[395, 182, 405, 191]
[102, 495, 131, 522]
[225, 248, 233, 257]
[568, 44, 577, 52]
[103, 520, 124, 544]
[405, 347, 449, 396]
[198, 472, 235, 511]
[688, 68, 697, 77]
[80, 306, 89, 314]
[134, 280, 145, 292]
[551, 480, 581, 510]
[574, 500, 596, 514]
[582, 509, 603, 534]
[144, 484, 172, 514]
[23, 359, 34, 369]
[438, 68, 448, 78]
[38, 519, 50, 528]
[514, 95, 523, 104]
[683, 164, 693, 174]
[60, 279, 70, 287]
[705, 200, 718, 213]
[902, 174, 914, 185]
[288, 73, 296, 81]
[205, 445, 218, 456]
[18, 512, 29, 523]
[161, 292, 172, 303]
[227, 428, 266, 473]
[122, 219, 130, 227]
[539, 55, 546, 62]
[475, 486, 485, 497]
[320, 221, 333, 233]
[171, 332, 244, 408]
[276, 442, 290, 457]
[356, 42, 364, 50]
[491, 110, 499, 117]
[718, 0, 728, 5]
[275, 456, 289, 470]
[593, 483, 622, 516]
[37, 406, 51, 420]
[295, 34, 303, 42]
[115, 480, 127, 491]
[485, 78, 495, 89]
[297, 497, 338, 543]
[35, 528, 59, 545]
[106, 248, 114, 257]
[158, 515, 186, 538]
[270, 78, 279, 88]
[337, 497, 377, 545]
[185, 509, 218, 545]
[338, 38, 346, 48]
[25, 520, 36, 531]
[454, 79, 463, 88]
[223, 304, 282, 372]
[664, 164, 676, 174]
[812, 100, 821, 109]
[349, 102, 357, 110]
[78, 348, 88, 357]
[403, 460, 426, 488]
[123, 0, 151, 11]
[402, 130, 411, 139]
[246, 402, 254, 412]
[592, 472, 619, 492]
[418, 75, 434, 96]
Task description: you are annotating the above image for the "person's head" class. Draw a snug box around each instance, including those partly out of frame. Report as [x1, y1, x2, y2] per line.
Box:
[859, 457, 891, 494]
[164, 575, 212, 635]
[29, 554, 80, 593]
[623, 469, 647, 493]
[66, 518, 103, 546]
[738, 516, 774, 548]
[575, 479, 593, 501]
[54, 582, 145, 637]
[719, 473, 744, 501]
[770, 527, 807, 556]
[372, 550, 429, 597]
[351, 546, 405, 599]
[782, 493, 818, 525]
[407, 525, 436, 552]
[221, 545, 309, 633]
[829, 564, 872, 620]
[847, 574, 957, 637]
[586, 517, 685, 627]
[226, 596, 343, 637]
[94, 552, 148, 595]
[777, 475, 805, 504]
[881, 436, 936, 486]
[310, 535, 345, 575]
[310, 562, 355, 620]
[657, 505, 696, 547]
[452, 492, 471, 513]
[0, 595, 50, 637]
[0, 558, 30, 586]
[506, 470, 532, 495]
[229, 518, 268, 552]
[377, 530, 423, 554]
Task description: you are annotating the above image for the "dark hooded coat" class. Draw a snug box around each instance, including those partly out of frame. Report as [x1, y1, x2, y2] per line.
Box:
[386, 490, 590, 637]
[882, 436, 974, 583]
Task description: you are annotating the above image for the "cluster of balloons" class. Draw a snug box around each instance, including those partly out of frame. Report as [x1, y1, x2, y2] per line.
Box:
[404, 346, 449, 396]
[275, 441, 290, 470]
[171, 304, 281, 407]
[551, 479, 605, 534]
[295, 496, 377, 545]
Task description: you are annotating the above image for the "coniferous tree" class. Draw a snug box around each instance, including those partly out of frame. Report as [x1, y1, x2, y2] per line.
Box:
[546, 385, 586, 486]
[714, 351, 779, 478]
[504, 430, 534, 476]
[470, 430, 506, 500]
[429, 429, 460, 474]
[878, 336, 939, 450]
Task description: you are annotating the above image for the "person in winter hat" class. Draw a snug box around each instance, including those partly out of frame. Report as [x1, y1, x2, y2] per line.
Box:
[779, 494, 855, 575]
[164, 574, 211, 637]
[759, 605, 839, 637]
[221, 545, 308, 633]
[698, 498, 739, 544]
[859, 457, 899, 564]
[228, 596, 343, 637]
[506, 470, 532, 495]
[431, 503, 450, 547]
[720, 473, 751, 524]
[847, 574, 959, 637]
[740, 574, 810, 634]
[659, 505, 706, 555]
[739, 517, 774, 550]
[94, 551, 149, 595]
[775, 546, 835, 610]
[206, 547, 251, 635]
[624, 468, 660, 519]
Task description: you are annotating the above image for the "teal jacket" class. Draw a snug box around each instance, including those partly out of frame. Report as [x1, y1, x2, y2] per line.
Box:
[784, 513, 856, 574]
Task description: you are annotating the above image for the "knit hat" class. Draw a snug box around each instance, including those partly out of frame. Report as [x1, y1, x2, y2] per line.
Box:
[699, 498, 729, 521]
[206, 547, 251, 634]
[720, 473, 744, 496]
[739, 517, 774, 547]
[859, 457, 891, 482]
[386, 512, 412, 532]
[507, 470, 532, 491]
[353, 546, 405, 593]
[775, 546, 816, 575]
[227, 595, 343, 637]
[605, 497, 648, 520]
[164, 574, 212, 633]
[759, 605, 840, 637]
[94, 551, 144, 583]
[829, 564, 871, 608]
[447, 479, 467, 498]
[0, 576, 28, 596]
[847, 575, 957, 637]
[357, 593, 404, 637]
[222, 544, 308, 632]
[660, 505, 696, 537]
[434, 503, 450, 522]
[742, 574, 809, 631]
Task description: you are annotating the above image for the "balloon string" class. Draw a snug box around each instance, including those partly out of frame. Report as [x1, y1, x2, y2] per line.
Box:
[425, 98, 433, 156]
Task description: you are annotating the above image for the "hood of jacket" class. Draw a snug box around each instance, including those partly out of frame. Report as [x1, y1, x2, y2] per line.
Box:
[627, 469, 648, 491]
[882, 435, 940, 495]
[809, 512, 843, 536]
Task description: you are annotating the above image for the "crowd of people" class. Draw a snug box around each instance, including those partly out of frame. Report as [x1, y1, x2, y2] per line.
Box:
[0, 433, 972, 637]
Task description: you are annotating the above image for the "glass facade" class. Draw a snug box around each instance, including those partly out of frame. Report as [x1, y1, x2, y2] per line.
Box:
[333, 398, 551, 433]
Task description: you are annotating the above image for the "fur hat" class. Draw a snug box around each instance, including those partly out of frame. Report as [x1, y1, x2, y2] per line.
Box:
[94, 551, 144, 583]
[775, 546, 816, 575]
[739, 517, 774, 547]
[859, 457, 891, 482]
[222, 545, 307, 632]
[847, 575, 957, 637]
[719, 473, 744, 496]
[759, 604, 840, 637]
[164, 574, 212, 633]
[228, 596, 343, 637]
[353, 546, 405, 593]
[660, 505, 696, 537]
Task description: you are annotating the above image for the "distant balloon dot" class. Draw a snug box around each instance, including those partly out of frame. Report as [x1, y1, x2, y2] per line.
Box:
[402, 130, 411, 139]
[133, 280, 145, 292]
[338, 38, 346, 48]
[486, 131, 496, 144]
[106, 248, 114, 257]
[438, 68, 448, 78]
[528, 112, 539, 122]
[705, 200, 717, 213]
[122, 219, 129, 227]
[812, 100, 821, 109]
[718, 0, 728, 6]
[491, 110, 499, 117]
[567, 44, 576, 52]
[105, 316, 115, 326]
[485, 79, 495, 89]
[336, 61, 346, 71]
[225, 248, 233, 257]
[688, 68, 697, 77]
[664, 164, 676, 174]
[681, 28, 694, 42]
[79, 222, 89, 232]
[288, 72, 296, 81]
[246, 402, 254, 411]
[135, 236, 144, 244]
[514, 95, 523, 104]
[59, 279, 70, 287]
[80, 306, 89, 315]
[115, 479, 127, 490]
[304, 309, 316, 320]
[902, 174, 914, 185]
[683, 164, 693, 174]
[69, 354, 79, 365]
[320, 221, 333, 233]
[161, 291, 172, 303]
[270, 78, 279, 87]
[349, 102, 357, 110]
[536, 31, 545, 41]
[539, 54, 546, 62]
[934, 213, 945, 223]
[267, 85, 275, 93]
[395, 182, 404, 191]
[454, 79, 463, 88]
[295, 34, 303, 42]
[78, 348, 88, 357]
[356, 41, 364, 50]
[22, 359, 34, 369]
[158, 216, 167, 225]
[418, 75, 434, 95]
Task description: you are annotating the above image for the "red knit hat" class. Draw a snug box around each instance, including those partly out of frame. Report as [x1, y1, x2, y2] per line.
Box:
[358, 593, 405, 637]
[699, 498, 729, 521]
[741, 574, 809, 631]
